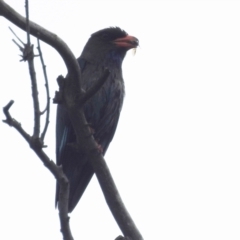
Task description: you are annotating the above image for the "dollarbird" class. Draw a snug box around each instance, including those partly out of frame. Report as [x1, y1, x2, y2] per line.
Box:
[56, 27, 139, 212]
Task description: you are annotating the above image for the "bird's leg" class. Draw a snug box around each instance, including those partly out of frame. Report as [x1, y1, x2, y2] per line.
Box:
[85, 124, 103, 153]
[95, 141, 103, 154]
[84, 123, 95, 137]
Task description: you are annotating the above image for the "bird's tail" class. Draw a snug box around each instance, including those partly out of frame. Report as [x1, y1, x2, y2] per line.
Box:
[55, 148, 94, 213]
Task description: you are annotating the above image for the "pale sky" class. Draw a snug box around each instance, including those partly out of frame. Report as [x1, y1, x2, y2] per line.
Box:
[0, 1, 240, 240]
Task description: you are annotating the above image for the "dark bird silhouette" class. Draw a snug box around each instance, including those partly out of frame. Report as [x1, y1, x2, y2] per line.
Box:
[56, 27, 139, 212]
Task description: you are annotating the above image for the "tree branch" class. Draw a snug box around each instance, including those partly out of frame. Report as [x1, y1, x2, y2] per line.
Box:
[65, 92, 143, 240]
[2, 100, 74, 240]
[37, 39, 50, 142]
[2, 1, 74, 239]
[0, 0, 82, 92]
[1, 1, 143, 239]
[3, 100, 31, 142]
[24, 0, 40, 138]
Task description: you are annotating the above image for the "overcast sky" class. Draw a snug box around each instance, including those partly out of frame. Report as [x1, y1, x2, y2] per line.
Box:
[1, 1, 240, 240]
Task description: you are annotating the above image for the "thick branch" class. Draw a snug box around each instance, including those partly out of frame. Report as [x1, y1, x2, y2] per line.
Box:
[66, 102, 143, 240]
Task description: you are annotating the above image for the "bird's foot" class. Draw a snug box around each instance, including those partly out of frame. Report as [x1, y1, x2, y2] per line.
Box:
[96, 142, 103, 154]
[89, 126, 95, 135]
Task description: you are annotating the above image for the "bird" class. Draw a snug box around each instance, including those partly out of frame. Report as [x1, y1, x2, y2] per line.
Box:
[55, 27, 139, 212]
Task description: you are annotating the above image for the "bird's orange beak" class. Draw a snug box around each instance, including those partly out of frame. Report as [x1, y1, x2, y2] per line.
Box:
[113, 35, 139, 49]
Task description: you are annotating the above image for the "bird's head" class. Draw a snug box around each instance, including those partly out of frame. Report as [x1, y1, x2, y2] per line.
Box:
[81, 27, 139, 66]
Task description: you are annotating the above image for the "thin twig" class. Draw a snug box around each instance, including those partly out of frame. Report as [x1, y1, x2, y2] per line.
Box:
[23, 0, 40, 138]
[58, 172, 74, 240]
[0, 0, 82, 92]
[3, 101, 31, 143]
[115, 236, 130, 240]
[3, 3, 74, 239]
[37, 39, 50, 141]
[9, 26, 25, 45]
[2, 101, 74, 240]
[67, 105, 144, 240]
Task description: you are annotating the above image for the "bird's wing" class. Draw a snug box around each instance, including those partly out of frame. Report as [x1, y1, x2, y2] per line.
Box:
[56, 102, 95, 212]
[92, 85, 123, 154]
[81, 60, 124, 154]
[56, 58, 124, 212]
[55, 58, 94, 212]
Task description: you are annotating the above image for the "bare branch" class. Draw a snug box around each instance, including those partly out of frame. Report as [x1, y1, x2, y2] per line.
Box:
[3, 100, 31, 142]
[9, 26, 25, 45]
[28, 46, 41, 138]
[37, 39, 50, 141]
[9, 12, 41, 138]
[9, 27, 34, 61]
[2, 2, 74, 238]
[2, 100, 73, 240]
[23, 0, 40, 138]
[58, 169, 74, 240]
[25, 0, 30, 44]
[0, 0, 82, 92]
[66, 99, 143, 240]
